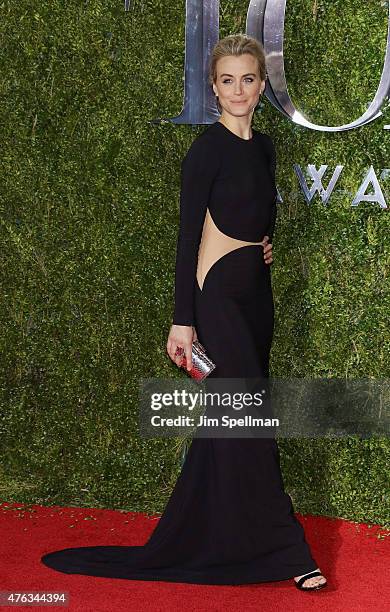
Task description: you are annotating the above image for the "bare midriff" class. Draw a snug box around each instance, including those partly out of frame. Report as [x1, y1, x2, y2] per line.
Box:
[196, 208, 263, 291]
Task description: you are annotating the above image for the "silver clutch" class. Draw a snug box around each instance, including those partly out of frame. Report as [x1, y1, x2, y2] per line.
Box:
[175, 340, 216, 382]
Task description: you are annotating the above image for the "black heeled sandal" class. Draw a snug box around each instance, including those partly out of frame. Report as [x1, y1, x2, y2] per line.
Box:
[294, 570, 328, 591]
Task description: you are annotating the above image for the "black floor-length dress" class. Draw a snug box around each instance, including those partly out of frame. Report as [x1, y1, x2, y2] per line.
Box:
[41, 120, 319, 585]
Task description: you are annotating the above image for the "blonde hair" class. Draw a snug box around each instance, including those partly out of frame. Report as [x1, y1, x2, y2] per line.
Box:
[208, 33, 267, 87]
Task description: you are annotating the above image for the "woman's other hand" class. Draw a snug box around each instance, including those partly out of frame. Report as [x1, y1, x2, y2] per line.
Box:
[261, 235, 273, 265]
[167, 325, 197, 371]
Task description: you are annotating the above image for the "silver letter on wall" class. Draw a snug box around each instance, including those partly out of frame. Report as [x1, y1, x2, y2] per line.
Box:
[152, 0, 390, 131]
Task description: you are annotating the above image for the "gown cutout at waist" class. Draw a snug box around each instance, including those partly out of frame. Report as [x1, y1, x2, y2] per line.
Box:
[196, 207, 264, 292]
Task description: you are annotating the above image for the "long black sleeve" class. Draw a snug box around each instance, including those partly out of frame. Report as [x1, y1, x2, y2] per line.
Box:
[263, 135, 278, 242]
[172, 134, 221, 326]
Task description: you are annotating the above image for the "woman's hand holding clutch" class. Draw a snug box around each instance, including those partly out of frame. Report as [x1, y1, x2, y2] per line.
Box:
[167, 325, 197, 371]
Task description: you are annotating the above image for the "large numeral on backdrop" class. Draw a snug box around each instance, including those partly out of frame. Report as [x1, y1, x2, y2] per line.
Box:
[247, 0, 390, 131]
[153, 0, 220, 124]
[151, 0, 390, 131]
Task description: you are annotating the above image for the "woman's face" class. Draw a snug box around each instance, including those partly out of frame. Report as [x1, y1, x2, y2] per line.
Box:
[212, 53, 265, 117]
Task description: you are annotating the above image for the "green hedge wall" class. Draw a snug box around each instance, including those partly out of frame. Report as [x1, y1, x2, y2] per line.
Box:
[0, 0, 389, 526]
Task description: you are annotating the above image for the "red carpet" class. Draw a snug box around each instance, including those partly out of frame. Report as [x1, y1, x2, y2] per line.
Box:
[0, 501, 388, 611]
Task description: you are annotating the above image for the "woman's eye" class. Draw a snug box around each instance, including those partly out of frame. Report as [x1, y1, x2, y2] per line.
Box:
[222, 78, 254, 84]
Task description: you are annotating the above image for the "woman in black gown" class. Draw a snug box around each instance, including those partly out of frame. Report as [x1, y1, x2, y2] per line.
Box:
[41, 34, 327, 591]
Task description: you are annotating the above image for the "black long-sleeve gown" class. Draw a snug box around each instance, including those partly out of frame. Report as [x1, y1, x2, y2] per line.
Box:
[41, 120, 319, 584]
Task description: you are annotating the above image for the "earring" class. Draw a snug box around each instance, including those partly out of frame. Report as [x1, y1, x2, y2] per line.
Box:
[215, 93, 221, 113]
